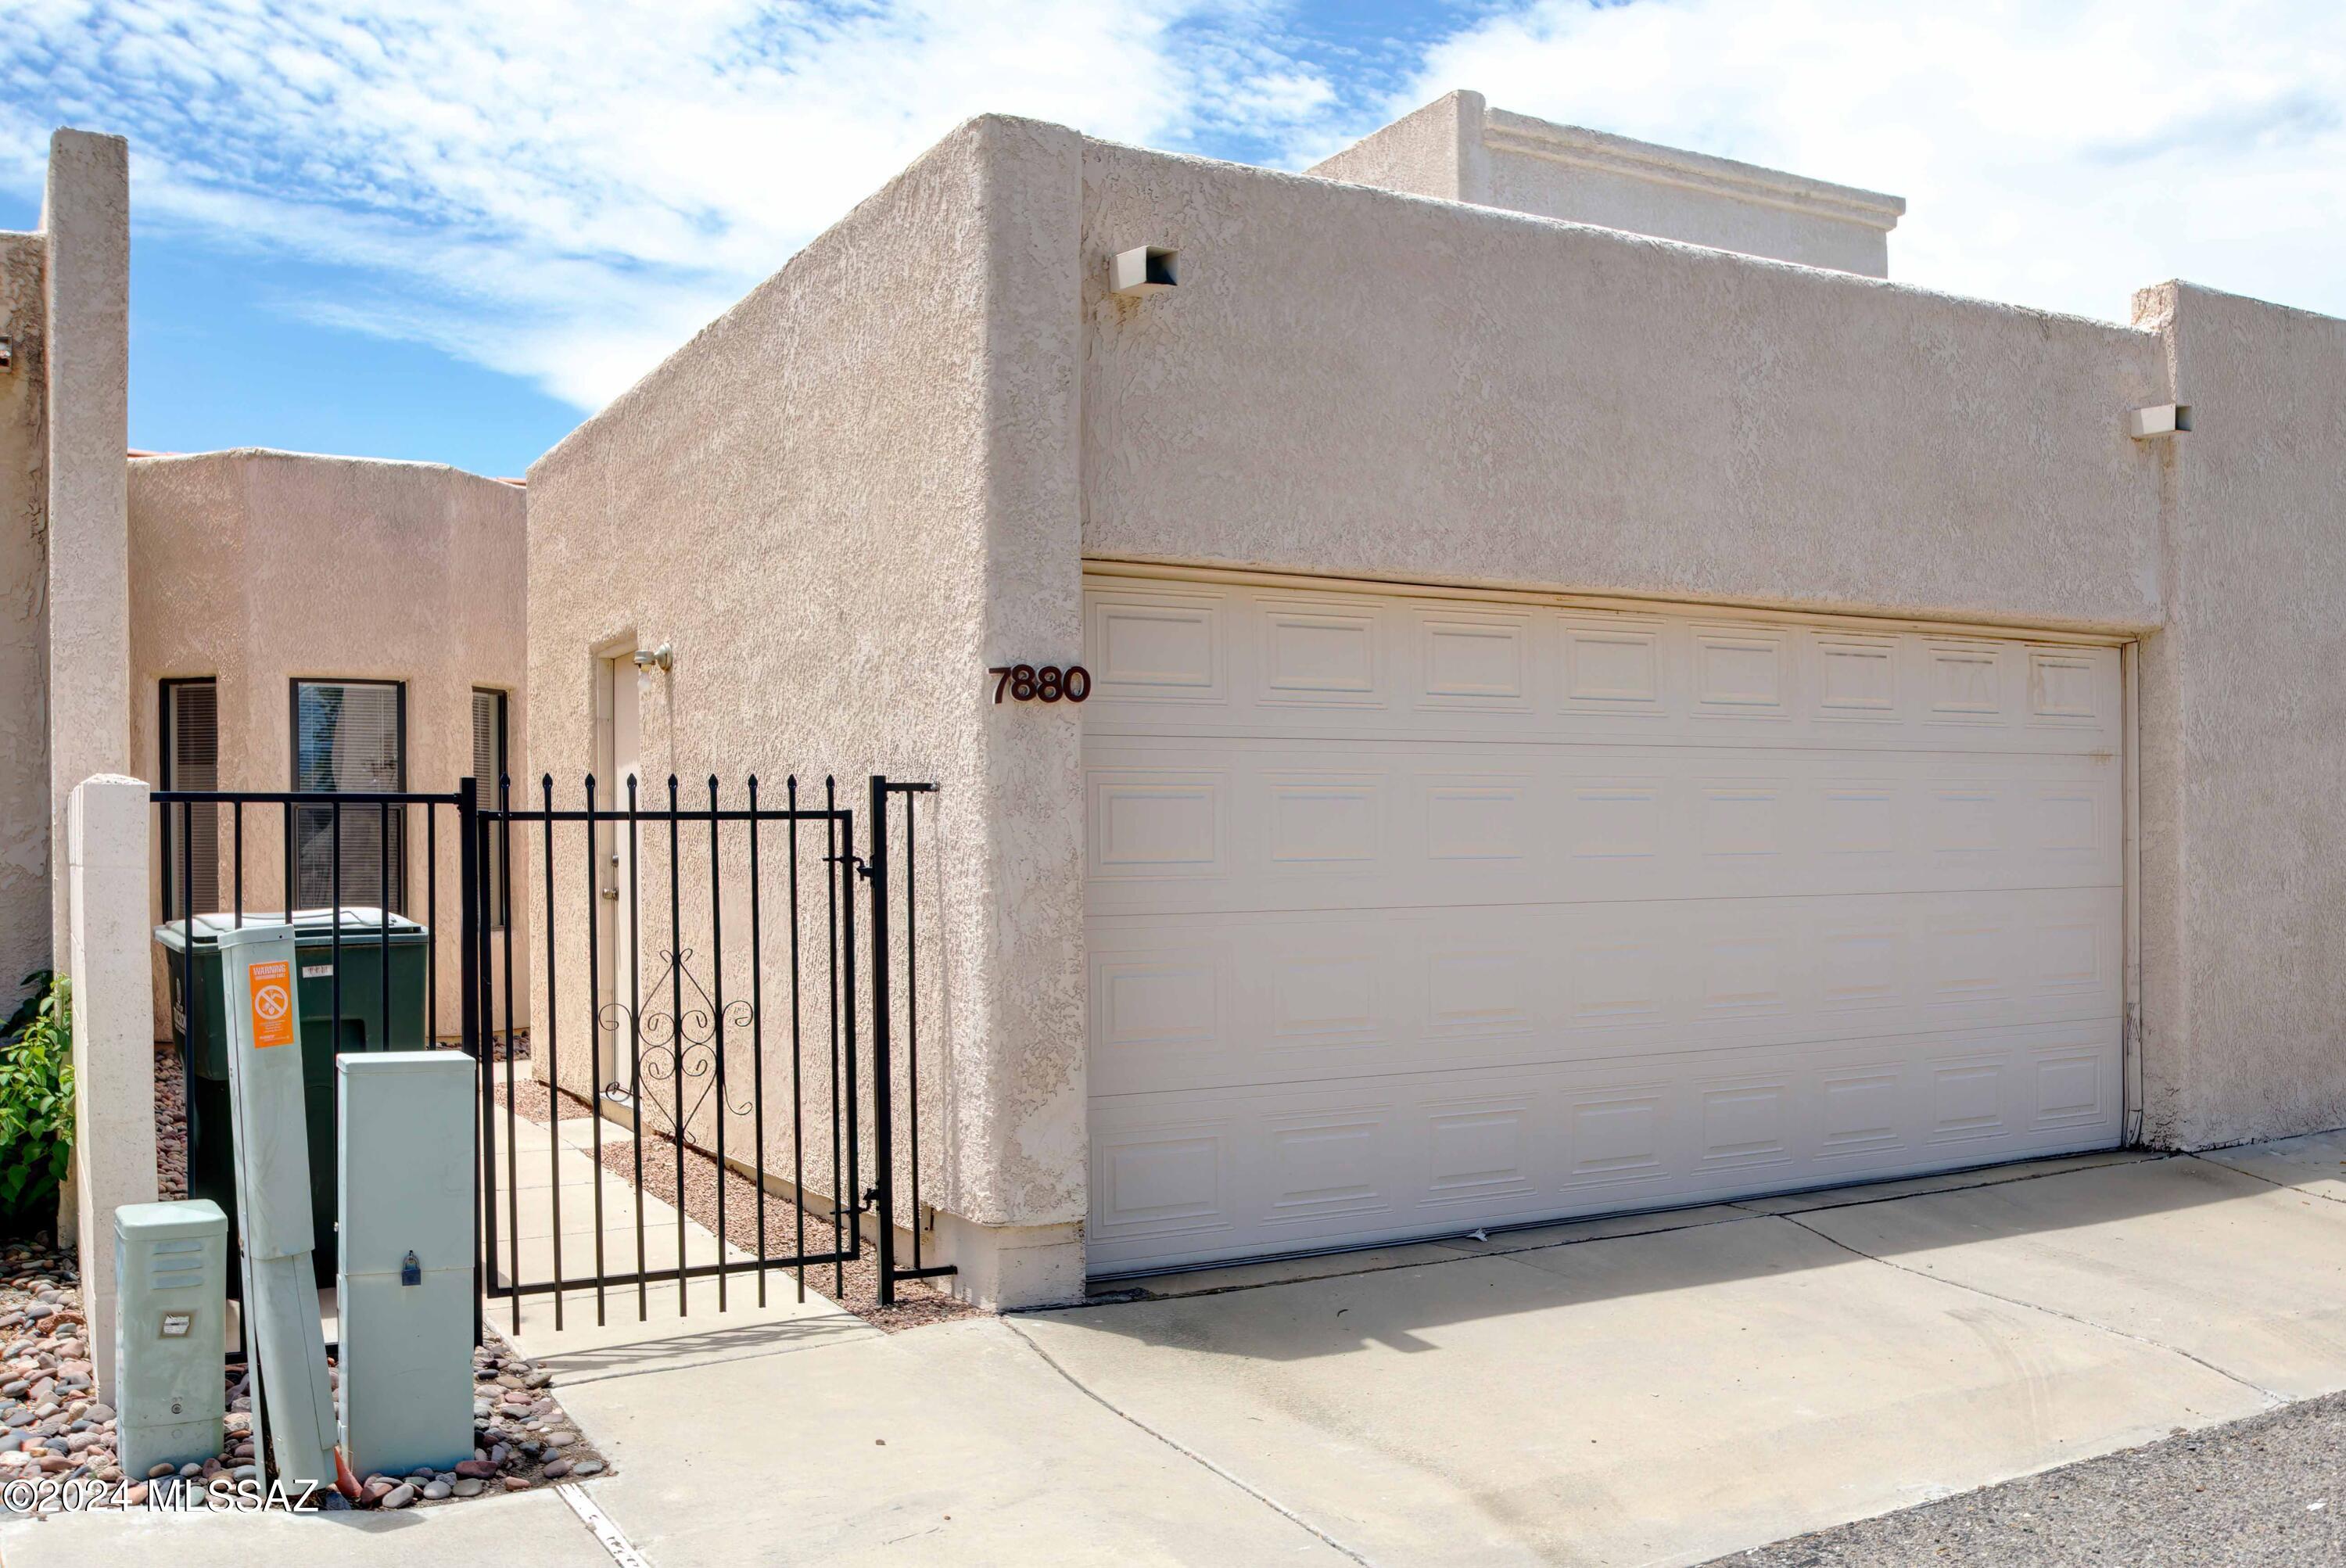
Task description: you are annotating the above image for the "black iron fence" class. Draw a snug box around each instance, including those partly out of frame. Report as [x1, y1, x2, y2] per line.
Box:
[152, 771, 950, 1342]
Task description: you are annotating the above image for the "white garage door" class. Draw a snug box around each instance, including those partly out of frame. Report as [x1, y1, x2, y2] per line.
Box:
[1082, 571, 2125, 1278]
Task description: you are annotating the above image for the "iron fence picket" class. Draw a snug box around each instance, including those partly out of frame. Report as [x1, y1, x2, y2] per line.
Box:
[152, 770, 952, 1336]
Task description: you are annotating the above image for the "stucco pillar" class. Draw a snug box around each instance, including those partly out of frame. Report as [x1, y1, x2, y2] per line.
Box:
[0, 230, 48, 1013]
[66, 774, 158, 1398]
[43, 130, 132, 968]
[2129, 281, 2346, 1148]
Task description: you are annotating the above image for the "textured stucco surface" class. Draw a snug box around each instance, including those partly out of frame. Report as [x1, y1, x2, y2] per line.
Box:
[42, 130, 131, 969]
[526, 117, 1087, 1233]
[1304, 90, 1480, 206]
[525, 105, 2346, 1286]
[2132, 283, 2346, 1148]
[1309, 91, 1899, 277]
[129, 449, 529, 1036]
[0, 230, 46, 1009]
[1082, 137, 2167, 633]
[66, 774, 157, 1398]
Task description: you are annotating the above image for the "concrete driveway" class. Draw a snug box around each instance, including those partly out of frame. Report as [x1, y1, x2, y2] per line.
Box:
[1013, 1143, 2346, 1566]
[9, 1132, 2346, 1567]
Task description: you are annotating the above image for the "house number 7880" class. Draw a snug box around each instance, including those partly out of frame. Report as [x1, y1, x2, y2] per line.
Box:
[988, 664, 1091, 703]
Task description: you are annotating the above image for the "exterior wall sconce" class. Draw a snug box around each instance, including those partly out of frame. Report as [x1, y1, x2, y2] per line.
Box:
[633, 644, 673, 673]
[0, 337, 12, 372]
[1110, 246, 1178, 297]
[2129, 404, 2192, 440]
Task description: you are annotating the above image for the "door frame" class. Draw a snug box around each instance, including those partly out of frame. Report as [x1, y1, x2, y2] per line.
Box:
[592, 638, 643, 1095]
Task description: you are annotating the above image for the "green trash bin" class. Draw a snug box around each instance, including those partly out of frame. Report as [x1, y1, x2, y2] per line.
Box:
[156, 908, 433, 1287]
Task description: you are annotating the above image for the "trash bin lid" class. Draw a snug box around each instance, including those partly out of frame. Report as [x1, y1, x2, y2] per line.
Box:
[155, 907, 428, 950]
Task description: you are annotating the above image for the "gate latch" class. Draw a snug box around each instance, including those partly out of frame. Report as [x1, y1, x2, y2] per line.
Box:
[400, 1250, 421, 1287]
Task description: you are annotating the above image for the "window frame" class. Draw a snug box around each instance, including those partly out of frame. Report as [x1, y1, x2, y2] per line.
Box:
[158, 676, 221, 919]
[288, 677, 409, 913]
[473, 686, 511, 930]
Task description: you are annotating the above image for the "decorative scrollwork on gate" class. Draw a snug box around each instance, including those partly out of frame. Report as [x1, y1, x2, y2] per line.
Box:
[598, 946, 754, 1136]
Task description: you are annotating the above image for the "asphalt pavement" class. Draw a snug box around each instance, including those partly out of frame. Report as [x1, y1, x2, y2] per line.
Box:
[1703, 1387, 2346, 1566]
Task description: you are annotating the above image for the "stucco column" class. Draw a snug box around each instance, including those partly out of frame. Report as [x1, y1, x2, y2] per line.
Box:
[66, 775, 156, 1396]
[0, 230, 49, 1017]
[43, 130, 132, 967]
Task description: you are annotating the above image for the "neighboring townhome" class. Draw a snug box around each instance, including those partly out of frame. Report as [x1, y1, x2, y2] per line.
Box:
[131, 447, 529, 1038]
[527, 91, 2346, 1308]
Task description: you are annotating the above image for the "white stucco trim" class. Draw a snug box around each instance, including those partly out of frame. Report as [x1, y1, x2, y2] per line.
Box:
[1081, 559, 2143, 648]
[1480, 109, 1906, 232]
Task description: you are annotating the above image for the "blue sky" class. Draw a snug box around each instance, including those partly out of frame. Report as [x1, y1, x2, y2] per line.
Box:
[3, 1, 2341, 479]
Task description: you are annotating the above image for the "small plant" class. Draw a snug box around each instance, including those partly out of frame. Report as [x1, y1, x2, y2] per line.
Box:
[0, 971, 74, 1239]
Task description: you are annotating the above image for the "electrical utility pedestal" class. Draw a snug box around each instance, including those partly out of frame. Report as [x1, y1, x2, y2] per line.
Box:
[113, 1200, 228, 1477]
[338, 1052, 476, 1477]
[215, 921, 339, 1490]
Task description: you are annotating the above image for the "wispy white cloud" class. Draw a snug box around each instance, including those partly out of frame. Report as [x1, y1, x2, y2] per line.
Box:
[0, 0, 1351, 407]
[1402, 0, 2346, 323]
[2, 1, 2341, 422]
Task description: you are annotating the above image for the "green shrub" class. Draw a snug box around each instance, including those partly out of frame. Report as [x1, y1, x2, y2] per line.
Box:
[0, 972, 74, 1239]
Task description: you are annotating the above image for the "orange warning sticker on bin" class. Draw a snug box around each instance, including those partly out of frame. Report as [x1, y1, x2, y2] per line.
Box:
[250, 960, 295, 1049]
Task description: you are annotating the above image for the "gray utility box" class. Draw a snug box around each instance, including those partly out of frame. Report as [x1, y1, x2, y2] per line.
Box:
[338, 1052, 477, 1477]
[113, 1200, 228, 1479]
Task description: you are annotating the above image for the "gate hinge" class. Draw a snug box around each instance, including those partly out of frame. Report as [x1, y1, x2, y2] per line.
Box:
[859, 1186, 881, 1214]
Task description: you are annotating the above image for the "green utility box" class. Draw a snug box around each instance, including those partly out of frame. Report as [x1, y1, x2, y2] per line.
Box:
[156, 909, 432, 1286]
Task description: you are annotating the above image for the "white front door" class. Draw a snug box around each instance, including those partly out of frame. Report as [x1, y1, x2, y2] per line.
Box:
[1081, 572, 2126, 1277]
[599, 653, 644, 1093]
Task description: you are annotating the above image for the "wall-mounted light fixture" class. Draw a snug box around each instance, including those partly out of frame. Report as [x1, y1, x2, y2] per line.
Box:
[2129, 404, 2192, 440]
[1110, 246, 1178, 298]
[632, 643, 673, 672]
[0, 337, 12, 372]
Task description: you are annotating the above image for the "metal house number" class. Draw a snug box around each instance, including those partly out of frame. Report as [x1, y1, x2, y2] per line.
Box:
[988, 664, 1090, 704]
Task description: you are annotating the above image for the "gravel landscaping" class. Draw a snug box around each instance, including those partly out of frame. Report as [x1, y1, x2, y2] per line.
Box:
[155, 1042, 190, 1200]
[335, 1330, 608, 1511]
[0, 1243, 113, 1493]
[1702, 1391, 2346, 1566]
[0, 1233, 608, 1513]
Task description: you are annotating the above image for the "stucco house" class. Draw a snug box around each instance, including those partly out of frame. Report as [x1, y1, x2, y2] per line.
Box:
[130, 448, 529, 1035]
[529, 90, 2346, 1308]
[13, 91, 2346, 1322]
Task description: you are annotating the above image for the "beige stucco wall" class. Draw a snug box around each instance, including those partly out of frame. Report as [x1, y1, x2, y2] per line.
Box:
[526, 116, 1086, 1236]
[129, 449, 529, 1040]
[531, 106, 2346, 1298]
[2131, 282, 2346, 1149]
[1306, 91, 1478, 208]
[1309, 91, 1902, 278]
[1083, 136, 2165, 633]
[42, 130, 131, 971]
[0, 230, 47, 1011]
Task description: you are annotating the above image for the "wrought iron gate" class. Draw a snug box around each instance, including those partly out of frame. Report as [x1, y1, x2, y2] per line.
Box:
[153, 770, 950, 1345]
[470, 772, 952, 1329]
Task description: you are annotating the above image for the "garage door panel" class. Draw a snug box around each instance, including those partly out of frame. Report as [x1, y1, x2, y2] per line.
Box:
[1083, 742, 2121, 916]
[1083, 582, 2122, 757]
[1086, 1021, 2123, 1274]
[1088, 888, 2119, 1099]
[1085, 576, 2126, 1276]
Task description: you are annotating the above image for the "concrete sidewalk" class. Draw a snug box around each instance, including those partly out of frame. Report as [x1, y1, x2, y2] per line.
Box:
[8, 1132, 2346, 1566]
[490, 1096, 872, 1366]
